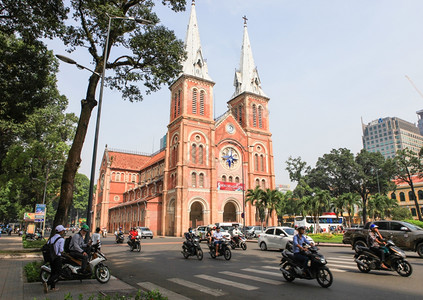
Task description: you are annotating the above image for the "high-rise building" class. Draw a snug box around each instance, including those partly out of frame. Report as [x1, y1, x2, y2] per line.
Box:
[92, 2, 277, 236]
[362, 117, 423, 159]
[416, 109, 423, 136]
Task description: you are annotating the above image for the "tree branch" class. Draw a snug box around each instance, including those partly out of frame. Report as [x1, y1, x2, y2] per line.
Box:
[77, 0, 99, 62]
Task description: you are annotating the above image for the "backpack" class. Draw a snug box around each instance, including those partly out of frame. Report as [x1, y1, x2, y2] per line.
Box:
[64, 236, 72, 253]
[41, 236, 63, 263]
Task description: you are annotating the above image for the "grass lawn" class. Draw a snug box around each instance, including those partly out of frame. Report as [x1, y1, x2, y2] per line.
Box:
[308, 233, 344, 244]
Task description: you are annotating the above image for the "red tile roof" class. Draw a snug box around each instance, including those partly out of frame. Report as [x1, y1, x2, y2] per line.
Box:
[141, 150, 165, 169]
[393, 174, 423, 186]
[108, 151, 151, 171]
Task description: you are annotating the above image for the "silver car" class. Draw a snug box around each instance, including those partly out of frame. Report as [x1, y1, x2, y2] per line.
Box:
[138, 227, 153, 239]
[258, 227, 314, 251]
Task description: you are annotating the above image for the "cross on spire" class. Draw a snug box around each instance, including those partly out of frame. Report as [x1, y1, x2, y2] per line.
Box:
[243, 15, 248, 25]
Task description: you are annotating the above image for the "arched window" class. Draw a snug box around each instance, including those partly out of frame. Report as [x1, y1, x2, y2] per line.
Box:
[390, 192, 396, 200]
[191, 144, 197, 164]
[191, 173, 197, 187]
[418, 190, 423, 200]
[234, 107, 238, 120]
[173, 93, 177, 118]
[131, 174, 136, 182]
[255, 179, 260, 187]
[252, 104, 257, 127]
[399, 192, 405, 202]
[222, 175, 227, 182]
[260, 155, 264, 172]
[177, 90, 181, 115]
[408, 191, 415, 201]
[116, 173, 120, 182]
[192, 88, 197, 114]
[198, 145, 204, 164]
[254, 154, 259, 171]
[235, 177, 240, 183]
[200, 90, 205, 115]
[229, 176, 233, 183]
[261, 179, 266, 189]
[258, 106, 263, 128]
[199, 173, 204, 187]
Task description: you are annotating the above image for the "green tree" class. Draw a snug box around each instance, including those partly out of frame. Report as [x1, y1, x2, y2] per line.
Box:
[391, 207, 412, 221]
[391, 149, 423, 221]
[285, 156, 310, 183]
[246, 186, 265, 229]
[306, 188, 332, 233]
[339, 192, 361, 227]
[53, 0, 187, 230]
[70, 173, 90, 225]
[260, 189, 280, 227]
[275, 190, 294, 224]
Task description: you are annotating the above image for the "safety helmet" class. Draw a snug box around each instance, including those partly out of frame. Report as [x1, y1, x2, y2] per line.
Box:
[297, 226, 305, 231]
[216, 226, 221, 230]
[213, 226, 216, 229]
[81, 224, 90, 231]
[370, 224, 378, 230]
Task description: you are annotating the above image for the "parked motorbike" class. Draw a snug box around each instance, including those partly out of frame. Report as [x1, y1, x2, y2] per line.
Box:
[182, 235, 203, 260]
[115, 232, 124, 244]
[208, 238, 232, 260]
[40, 243, 110, 284]
[230, 234, 247, 250]
[280, 246, 333, 288]
[127, 235, 141, 252]
[354, 239, 412, 277]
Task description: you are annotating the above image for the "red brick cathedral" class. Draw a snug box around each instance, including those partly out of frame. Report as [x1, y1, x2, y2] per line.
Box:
[93, 2, 276, 236]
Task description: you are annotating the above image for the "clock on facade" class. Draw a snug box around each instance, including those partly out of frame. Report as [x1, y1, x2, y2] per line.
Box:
[226, 123, 235, 134]
[220, 147, 240, 170]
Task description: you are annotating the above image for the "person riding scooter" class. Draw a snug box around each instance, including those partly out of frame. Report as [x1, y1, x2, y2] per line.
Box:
[213, 226, 223, 256]
[184, 228, 195, 250]
[368, 224, 388, 269]
[69, 224, 92, 274]
[128, 227, 138, 248]
[231, 224, 242, 246]
[293, 226, 312, 275]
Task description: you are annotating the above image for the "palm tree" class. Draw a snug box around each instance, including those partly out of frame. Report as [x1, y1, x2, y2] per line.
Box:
[260, 189, 281, 227]
[275, 190, 294, 225]
[246, 186, 265, 229]
[341, 192, 361, 227]
[331, 196, 346, 220]
[306, 188, 331, 233]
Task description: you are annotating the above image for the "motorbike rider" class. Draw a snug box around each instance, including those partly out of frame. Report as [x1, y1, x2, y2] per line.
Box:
[184, 228, 195, 250]
[129, 227, 138, 248]
[293, 226, 312, 275]
[69, 224, 92, 274]
[368, 224, 388, 269]
[92, 227, 101, 250]
[213, 226, 223, 256]
[206, 226, 214, 245]
[231, 224, 242, 246]
[43, 225, 66, 293]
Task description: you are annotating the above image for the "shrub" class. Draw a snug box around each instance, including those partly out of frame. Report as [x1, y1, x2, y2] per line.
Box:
[22, 238, 46, 248]
[404, 219, 423, 228]
[24, 261, 43, 282]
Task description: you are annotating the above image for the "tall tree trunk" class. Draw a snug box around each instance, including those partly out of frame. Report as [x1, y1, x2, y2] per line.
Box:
[51, 74, 100, 236]
[410, 183, 423, 221]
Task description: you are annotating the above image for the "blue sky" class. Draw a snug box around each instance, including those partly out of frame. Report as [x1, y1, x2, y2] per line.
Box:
[48, 0, 423, 187]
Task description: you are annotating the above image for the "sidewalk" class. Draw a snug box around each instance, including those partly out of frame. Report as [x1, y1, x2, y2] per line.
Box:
[0, 235, 137, 300]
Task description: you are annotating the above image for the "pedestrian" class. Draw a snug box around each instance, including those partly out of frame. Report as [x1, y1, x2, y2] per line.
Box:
[44, 225, 66, 293]
[92, 227, 101, 250]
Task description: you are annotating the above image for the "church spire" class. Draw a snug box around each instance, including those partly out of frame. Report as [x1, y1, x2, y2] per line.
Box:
[232, 16, 266, 98]
[181, 0, 212, 81]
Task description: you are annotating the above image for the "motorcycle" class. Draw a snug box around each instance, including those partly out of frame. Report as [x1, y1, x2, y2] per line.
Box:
[181, 235, 203, 260]
[127, 235, 141, 252]
[230, 234, 247, 250]
[40, 243, 110, 284]
[115, 232, 124, 244]
[354, 239, 412, 277]
[208, 238, 232, 260]
[280, 246, 333, 288]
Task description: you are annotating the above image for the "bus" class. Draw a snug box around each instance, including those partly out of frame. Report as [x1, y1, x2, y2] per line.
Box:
[294, 213, 343, 233]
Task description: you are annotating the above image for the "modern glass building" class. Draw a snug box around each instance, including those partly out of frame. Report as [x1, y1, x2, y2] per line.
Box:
[362, 117, 423, 159]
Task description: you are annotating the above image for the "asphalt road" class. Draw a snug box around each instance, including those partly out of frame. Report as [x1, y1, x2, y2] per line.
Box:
[99, 237, 423, 300]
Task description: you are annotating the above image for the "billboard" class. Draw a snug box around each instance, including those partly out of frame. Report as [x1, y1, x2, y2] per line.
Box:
[24, 212, 35, 221]
[35, 204, 46, 215]
[217, 181, 244, 191]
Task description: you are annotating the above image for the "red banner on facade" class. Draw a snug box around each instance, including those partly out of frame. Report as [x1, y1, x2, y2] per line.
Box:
[217, 181, 244, 191]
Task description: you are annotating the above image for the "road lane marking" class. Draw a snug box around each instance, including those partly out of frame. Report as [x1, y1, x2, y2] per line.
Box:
[329, 268, 347, 273]
[137, 282, 191, 300]
[262, 266, 280, 270]
[195, 274, 258, 290]
[219, 271, 283, 285]
[327, 263, 357, 270]
[327, 259, 356, 265]
[168, 278, 226, 297]
[242, 268, 281, 277]
[329, 257, 355, 262]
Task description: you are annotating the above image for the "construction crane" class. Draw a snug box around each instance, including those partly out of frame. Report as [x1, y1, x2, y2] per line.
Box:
[405, 75, 423, 99]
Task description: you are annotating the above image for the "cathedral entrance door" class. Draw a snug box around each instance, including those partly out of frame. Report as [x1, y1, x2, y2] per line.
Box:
[190, 201, 203, 228]
[223, 202, 237, 222]
[166, 199, 175, 236]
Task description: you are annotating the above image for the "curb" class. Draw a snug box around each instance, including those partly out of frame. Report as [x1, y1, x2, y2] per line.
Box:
[246, 239, 350, 247]
[0, 253, 43, 259]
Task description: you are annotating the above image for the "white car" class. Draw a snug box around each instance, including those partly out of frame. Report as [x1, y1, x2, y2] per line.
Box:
[258, 227, 314, 251]
[137, 227, 153, 239]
